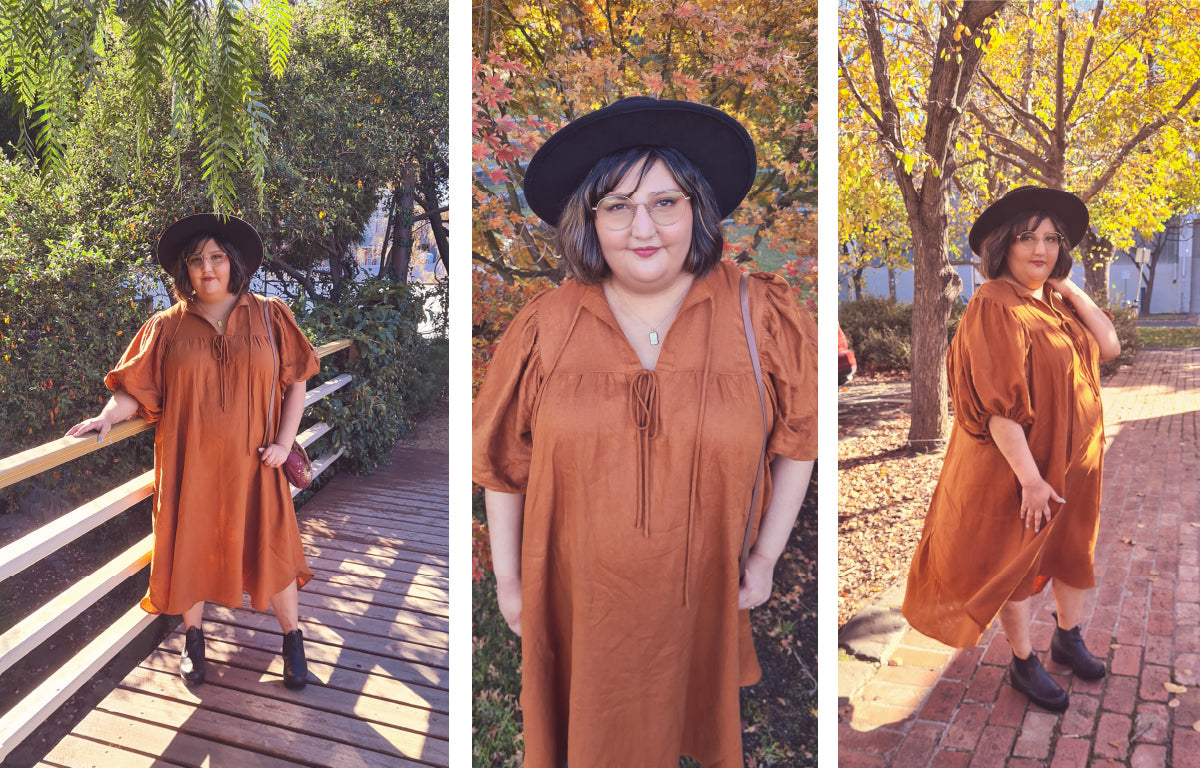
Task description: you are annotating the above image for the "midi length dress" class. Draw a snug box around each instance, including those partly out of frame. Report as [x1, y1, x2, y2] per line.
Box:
[903, 279, 1106, 648]
[473, 260, 817, 768]
[106, 293, 320, 615]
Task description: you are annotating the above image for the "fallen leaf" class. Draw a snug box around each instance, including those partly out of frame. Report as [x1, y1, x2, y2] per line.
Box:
[1170, 699, 1181, 708]
[1165, 682, 1187, 694]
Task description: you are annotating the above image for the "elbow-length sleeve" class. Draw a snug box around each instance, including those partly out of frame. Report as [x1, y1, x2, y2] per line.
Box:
[948, 296, 1034, 441]
[753, 272, 818, 461]
[104, 312, 170, 423]
[472, 297, 546, 494]
[269, 297, 319, 389]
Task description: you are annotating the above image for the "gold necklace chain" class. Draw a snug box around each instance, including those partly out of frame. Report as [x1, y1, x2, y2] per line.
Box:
[606, 282, 690, 346]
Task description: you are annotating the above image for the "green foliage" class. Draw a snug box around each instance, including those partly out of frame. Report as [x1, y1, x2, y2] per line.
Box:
[0, 243, 159, 514]
[297, 280, 445, 476]
[0, 0, 294, 212]
[839, 297, 966, 374]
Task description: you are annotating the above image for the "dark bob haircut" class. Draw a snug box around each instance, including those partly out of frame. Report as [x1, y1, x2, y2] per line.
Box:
[977, 211, 1073, 282]
[169, 233, 251, 303]
[554, 146, 725, 284]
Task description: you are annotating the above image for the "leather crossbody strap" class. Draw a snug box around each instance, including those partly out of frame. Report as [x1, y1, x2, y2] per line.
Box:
[261, 295, 279, 449]
[739, 272, 769, 580]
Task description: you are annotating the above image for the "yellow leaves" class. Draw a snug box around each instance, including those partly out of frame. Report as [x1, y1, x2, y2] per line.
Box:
[1165, 682, 1187, 694]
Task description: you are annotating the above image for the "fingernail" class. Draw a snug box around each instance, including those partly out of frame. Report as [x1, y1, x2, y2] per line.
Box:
[97, 434, 102, 443]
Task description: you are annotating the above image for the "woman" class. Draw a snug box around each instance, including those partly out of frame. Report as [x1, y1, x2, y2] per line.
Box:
[66, 214, 319, 690]
[474, 97, 817, 767]
[903, 186, 1120, 712]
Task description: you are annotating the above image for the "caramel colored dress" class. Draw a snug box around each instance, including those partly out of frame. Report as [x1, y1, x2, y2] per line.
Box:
[473, 261, 817, 768]
[106, 293, 319, 615]
[903, 280, 1105, 647]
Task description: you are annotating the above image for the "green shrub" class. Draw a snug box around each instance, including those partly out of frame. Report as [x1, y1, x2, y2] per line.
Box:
[297, 280, 445, 476]
[1100, 304, 1140, 375]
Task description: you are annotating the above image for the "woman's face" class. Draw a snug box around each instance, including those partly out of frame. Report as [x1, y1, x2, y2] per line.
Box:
[596, 159, 693, 293]
[186, 237, 233, 301]
[1004, 216, 1062, 292]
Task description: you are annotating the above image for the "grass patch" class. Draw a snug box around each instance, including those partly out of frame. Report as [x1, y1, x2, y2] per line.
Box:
[1138, 327, 1200, 348]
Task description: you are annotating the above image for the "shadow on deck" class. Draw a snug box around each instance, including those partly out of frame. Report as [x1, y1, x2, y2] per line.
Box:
[36, 443, 449, 768]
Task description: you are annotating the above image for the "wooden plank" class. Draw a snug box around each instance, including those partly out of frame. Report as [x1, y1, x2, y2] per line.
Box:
[305, 554, 448, 588]
[300, 535, 447, 568]
[0, 471, 153, 582]
[47, 717, 311, 768]
[201, 605, 448, 668]
[303, 374, 352, 407]
[111, 667, 449, 766]
[0, 536, 151, 676]
[96, 687, 435, 768]
[140, 648, 449, 735]
[312, 518, 449, 546]
[295, 590, 448, 632]
[295, 421, 332, 449]
[313, 339, 353, 359]
[41, 733, 186, 768]
[0, 419, 152, 493]
[302, 511, 450, 541]
[309, 571, 448, 603]
[0, 605, 157, 762]
[298, 579, 448, 618]
[180, 623, 447, 692]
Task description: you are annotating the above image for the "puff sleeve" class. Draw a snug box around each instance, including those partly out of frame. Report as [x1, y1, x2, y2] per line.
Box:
[948, 296, 1034, 441]
[472, 295, 547, 494]
[104, 312, 170, 423]
[754, 272, 818, 461]
[269, 297, 319, 389]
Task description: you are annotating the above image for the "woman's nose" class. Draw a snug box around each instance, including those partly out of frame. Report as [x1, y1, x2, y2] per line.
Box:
[630, 202, 657, 237]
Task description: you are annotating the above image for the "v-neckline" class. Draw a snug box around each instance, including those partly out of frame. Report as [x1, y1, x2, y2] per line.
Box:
[585, 278, 706, 372]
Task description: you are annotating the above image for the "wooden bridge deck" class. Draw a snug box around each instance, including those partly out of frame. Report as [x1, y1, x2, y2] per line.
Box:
[35, 444, 449, 768]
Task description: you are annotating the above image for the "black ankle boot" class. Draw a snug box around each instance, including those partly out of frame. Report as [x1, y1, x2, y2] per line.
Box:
[180, 626, 206, 687]
[1010, 650, 1068, 712]
[1050, 621, 1107, 680]
[282, 629, 308, 690]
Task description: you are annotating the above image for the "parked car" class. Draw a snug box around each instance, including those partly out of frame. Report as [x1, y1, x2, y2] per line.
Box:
[838, 325, 857, 385]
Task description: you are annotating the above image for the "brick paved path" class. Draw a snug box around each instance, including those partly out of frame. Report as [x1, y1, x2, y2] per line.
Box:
[840, 348, 1200, 767]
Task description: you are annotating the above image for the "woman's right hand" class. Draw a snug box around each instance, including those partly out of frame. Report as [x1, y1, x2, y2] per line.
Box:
[66, 414, 115, 442]
[495, 574, 523, 636]
[1019, 477, 1065, 533]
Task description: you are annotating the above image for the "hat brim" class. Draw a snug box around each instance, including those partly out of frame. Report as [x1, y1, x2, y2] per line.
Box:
[156, 214, 264, 277]
[523, 98, 756, 227]
[968, 186, 1089, 255]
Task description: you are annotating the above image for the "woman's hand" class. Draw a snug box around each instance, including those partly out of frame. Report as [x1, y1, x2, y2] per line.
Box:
[1019, 476, 1065, 533]
[258, 443, 291, 468]
[495, 574, 523, 635]
[737, 551, 777, 610]
[66, 414, 116, 442]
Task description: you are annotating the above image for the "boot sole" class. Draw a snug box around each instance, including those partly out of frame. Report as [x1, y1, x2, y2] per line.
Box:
[1050, 648, 1107, 681]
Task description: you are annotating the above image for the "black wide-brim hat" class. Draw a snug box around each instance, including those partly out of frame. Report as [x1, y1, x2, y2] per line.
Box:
[156, 213, 264, 276]
[968, 185, 1089, 255]
[523, 97, 757, 227]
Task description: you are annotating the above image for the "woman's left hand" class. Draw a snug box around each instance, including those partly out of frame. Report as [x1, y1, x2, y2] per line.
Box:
[259, 443, 290, 468]
[738, 551, 777, 610]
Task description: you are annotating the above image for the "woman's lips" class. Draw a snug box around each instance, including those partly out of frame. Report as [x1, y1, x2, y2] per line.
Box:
[633, 247, 659, 258]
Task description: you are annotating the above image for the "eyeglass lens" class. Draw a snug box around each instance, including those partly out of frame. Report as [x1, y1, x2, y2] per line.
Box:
[186, 253, 227, 269]
[1017, 232, 1063, 249]
[594, 192, 689, 230]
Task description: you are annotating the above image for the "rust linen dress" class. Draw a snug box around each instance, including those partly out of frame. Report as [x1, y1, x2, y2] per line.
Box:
[105, 293, 319, 615]
[903, 279, 1105, 648]
[473, 261, 817, 768]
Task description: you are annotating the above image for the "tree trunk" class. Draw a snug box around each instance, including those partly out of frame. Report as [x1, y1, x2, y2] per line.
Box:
[420, 158, 450, 271]
[391, 164, 416, 282]
[1079, 230, 1112, 304]
[908, 190, 961, 448]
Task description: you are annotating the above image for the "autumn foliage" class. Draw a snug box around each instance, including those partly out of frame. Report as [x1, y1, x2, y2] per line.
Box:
[472, 0, 819, 391]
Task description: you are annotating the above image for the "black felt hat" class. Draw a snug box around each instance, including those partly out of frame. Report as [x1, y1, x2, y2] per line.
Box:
[523, 97, 757, 226]
[968, 186, 1089, 255]
[156, 213, 264, 276]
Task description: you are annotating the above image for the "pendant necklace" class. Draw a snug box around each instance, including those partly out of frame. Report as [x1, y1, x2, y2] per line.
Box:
[607, 283, 690, 346]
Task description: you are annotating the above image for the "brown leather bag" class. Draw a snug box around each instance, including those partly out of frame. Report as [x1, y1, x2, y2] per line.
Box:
[738, 272, 769, 581]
